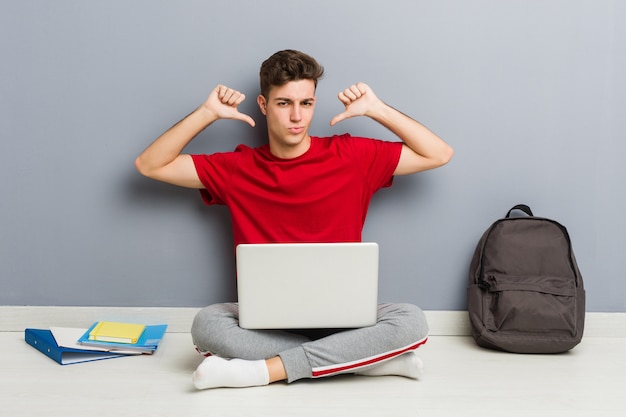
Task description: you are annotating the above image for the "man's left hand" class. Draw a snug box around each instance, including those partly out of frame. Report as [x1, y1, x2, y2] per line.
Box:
[330, 82, 382, 126]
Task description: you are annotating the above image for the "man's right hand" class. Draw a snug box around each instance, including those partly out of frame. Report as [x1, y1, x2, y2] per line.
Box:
[202, 85, 256, 127]
[135, 85, 255, 188]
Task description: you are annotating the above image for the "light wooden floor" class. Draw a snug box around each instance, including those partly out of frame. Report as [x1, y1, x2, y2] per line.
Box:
[2, 329, 625, 417]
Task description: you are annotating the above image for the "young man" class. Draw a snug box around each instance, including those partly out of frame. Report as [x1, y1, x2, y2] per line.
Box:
[135, 50, 453, 389]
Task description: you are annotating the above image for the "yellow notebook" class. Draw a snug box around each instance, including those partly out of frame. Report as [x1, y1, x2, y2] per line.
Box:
[88, 321, 146, 344]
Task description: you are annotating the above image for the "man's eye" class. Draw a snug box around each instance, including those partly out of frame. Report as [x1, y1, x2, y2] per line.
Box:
[278, 102, 288, 106]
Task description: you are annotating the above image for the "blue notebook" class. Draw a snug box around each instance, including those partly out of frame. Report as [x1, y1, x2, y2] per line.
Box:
[25, 328, 127, 365]
[77, 323, 168, 354]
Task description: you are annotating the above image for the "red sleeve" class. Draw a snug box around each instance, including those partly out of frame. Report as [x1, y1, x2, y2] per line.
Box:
[191, 151, 239, 206]
[334, 134, 403, 192]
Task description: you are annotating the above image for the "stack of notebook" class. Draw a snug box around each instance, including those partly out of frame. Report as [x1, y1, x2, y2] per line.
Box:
[25, 321, 168, 365]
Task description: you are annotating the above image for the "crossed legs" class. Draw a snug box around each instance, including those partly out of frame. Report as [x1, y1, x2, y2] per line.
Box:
[191, 302, 428, 389]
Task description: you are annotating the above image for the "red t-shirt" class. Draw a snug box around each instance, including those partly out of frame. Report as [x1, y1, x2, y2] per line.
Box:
[191, 134, 402, 246]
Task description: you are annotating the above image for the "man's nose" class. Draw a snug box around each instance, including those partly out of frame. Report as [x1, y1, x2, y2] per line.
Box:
[290, 105, 301, 121]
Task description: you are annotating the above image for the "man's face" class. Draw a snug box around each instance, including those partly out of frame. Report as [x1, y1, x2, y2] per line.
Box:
[257, 79, 316, 159]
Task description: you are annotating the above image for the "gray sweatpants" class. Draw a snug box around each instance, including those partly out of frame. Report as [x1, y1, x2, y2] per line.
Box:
[191, 302, 429, 383]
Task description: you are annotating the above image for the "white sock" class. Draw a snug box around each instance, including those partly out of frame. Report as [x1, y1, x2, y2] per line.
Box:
[356, 352, 424, 380]
[192, 356, 270, 390]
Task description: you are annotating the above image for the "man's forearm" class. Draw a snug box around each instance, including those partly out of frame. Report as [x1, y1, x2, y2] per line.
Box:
[369, 102, 450, 162]
[135, 106, 216, 176]
[366, 101, 453, 175]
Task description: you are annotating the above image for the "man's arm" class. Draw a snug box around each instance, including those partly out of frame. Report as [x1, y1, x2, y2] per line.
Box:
[135, 85, 255, 188]
[330, 83, 453, 175]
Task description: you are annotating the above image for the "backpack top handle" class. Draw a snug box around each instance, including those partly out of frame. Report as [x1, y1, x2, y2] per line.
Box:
[506, 204, 534, 218]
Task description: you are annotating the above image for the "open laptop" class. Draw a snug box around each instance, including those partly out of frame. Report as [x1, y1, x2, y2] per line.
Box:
[236, 242, 379, 329]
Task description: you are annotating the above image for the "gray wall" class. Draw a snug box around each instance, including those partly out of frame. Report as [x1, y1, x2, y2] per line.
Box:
[2, 1, 624, 311]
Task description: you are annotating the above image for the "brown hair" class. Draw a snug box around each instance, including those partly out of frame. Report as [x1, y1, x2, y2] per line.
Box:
[259, 50, 324, 98]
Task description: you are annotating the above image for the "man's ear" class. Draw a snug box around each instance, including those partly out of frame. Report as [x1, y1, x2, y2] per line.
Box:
[257, 95, 267, 116]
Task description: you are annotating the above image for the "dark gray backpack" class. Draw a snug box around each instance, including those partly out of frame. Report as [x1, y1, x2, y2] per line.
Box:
[467, 204, 585, 353]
